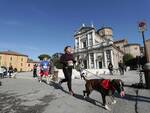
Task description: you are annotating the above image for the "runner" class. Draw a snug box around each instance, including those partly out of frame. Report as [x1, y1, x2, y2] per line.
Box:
[59, 46, 76, 96]
[33, 64, 37, 78]
[39, 57, 50, 84]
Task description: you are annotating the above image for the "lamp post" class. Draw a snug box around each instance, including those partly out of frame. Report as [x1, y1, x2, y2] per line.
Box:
[138, 21, 147, 57]
[138, 21, 150, 89]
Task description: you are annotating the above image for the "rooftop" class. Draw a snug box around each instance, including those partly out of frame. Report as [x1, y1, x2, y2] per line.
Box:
[0, 50, 28, 57]
[97, 27, 112, 33]
[74, 26, 94, 36]
[124, 43, 140, 47]
[114, 39, 128, 44]
[27, 59, 39, 63]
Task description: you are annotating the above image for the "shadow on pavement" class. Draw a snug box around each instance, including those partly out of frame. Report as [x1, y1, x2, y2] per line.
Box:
[0, 92, 55, 113]
[115, 91, 150, 103]
[49, 81, 105, 109]
[49, 81, 69, 94]
[73, 93, 104, 109]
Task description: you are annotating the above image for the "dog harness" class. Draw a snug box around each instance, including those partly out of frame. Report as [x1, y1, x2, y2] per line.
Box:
[101, 79, 115, 92]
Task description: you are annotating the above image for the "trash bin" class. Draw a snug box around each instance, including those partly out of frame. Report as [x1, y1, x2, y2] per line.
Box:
[52, 71, 58, 81]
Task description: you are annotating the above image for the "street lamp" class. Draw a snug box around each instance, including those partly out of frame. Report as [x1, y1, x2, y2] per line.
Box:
[138, 21, 147, 57]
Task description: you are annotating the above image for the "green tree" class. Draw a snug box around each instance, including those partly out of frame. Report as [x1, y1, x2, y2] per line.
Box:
[123, 53, 134, 65]
[51, 53, 63, 69]
[38, 54, 51, 60]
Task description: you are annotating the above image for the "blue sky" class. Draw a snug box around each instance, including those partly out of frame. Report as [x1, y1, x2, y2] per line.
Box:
[0, 0, 149, 60]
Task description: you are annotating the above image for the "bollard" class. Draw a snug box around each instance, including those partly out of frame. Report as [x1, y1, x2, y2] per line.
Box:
[144, 63, 150, 89]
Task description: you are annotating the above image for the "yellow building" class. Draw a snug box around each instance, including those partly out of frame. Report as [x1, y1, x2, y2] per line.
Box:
[0, 50, 28, 72]
[27, 59, 39, 72]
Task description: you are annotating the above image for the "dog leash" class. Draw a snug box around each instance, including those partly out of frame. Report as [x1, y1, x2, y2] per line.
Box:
[75, 64, 103, 79]
[82, 69, 103, 79]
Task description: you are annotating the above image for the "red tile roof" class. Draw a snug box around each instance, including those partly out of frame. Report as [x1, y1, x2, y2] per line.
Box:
[0, 50, 28, 57]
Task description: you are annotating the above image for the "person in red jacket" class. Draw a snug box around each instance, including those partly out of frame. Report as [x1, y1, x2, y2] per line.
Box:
[59, 46, 76, 96]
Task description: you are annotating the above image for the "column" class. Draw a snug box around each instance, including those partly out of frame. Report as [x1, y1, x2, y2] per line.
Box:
[92, 31, 95, 46]
[78, 38, 81, 49]
[104, 51, 108, 68]
[110, 50, 114, 67]
[94, 53, 96, 69]
[87, 34, 89, 48]
[75, 39, 77, 50]
[88, 53, 91, 69]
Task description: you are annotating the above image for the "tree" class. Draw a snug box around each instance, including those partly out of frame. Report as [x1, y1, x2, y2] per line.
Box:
[38, 54, 51, 60]
[123, 53, 134, 66]
[51, 53, 63, 69]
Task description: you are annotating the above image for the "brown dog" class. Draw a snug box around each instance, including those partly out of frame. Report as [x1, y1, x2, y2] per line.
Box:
[82, 76, 125, 110]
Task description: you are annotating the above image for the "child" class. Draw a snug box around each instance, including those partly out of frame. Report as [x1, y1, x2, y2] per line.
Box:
[39, 57, 50, 84]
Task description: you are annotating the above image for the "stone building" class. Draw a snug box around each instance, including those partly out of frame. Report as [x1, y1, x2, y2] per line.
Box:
[73, 25, 124, 69]
[124, 44, 141, 57]
[114, 39, 141, 58]
[113, 39, 128, 53]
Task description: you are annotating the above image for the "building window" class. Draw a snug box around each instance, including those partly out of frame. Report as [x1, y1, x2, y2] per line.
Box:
[83, 41, 87, 48]
[21, 63, 23, 66]
[89, 37, 92, 46]
[28, 64, 30, 67]
[21, 58, 23, 61]
[90, 53, 94, 68]
[117, 46, 120, 49]
[10, 57, 12, 61]
[135, 47, 138, 50]
[76, 38, 79, 49]
[77, 42, 79, 48]
[106, 50, 111, 63]
[20, 68, 22, 72]
[0, 56, 1, 60]
[77, 55, 80, 61]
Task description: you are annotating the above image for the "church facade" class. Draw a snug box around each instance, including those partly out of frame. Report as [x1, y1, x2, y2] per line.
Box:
[73, 25, 124, 69]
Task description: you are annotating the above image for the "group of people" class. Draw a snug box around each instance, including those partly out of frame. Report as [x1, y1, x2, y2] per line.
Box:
[32, 57, 52, 84]
[34, 46, 127, 96]
[32, 46, 76, 95]
[8, 65, 18, 78]
[108, 61, 126, 75]
[0, 65, 17, 79]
